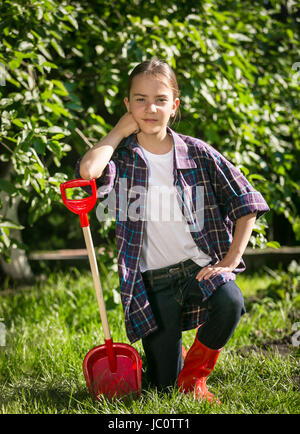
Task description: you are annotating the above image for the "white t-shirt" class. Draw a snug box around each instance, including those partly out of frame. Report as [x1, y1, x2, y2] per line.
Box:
[139, 145, 211, 272]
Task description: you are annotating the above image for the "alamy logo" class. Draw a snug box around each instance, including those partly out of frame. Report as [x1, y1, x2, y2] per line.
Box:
[0, 63, 6, 86]
[292, 62, 300, 85]
[291, 322, 300, 348]
[95, 180, 205, 233]
[0, 322, 6, 347]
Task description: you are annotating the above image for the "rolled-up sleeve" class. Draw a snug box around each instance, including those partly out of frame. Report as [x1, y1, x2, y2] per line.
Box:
[206, 149, 270, 221]
[75, 155, 117, 199]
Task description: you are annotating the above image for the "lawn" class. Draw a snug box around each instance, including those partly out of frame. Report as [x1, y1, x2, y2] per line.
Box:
[0, 265, 299, 414]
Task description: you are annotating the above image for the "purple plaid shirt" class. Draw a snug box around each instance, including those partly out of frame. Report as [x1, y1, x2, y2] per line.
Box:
[76, 127, 269, 344]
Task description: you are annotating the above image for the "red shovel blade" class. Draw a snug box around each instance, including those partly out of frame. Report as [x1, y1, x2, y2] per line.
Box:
[83, 341, 142, 400]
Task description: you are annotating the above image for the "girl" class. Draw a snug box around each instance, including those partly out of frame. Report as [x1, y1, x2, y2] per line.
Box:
[76, 58, 269, 403]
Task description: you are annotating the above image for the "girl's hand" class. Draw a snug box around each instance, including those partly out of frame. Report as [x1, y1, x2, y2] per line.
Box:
[196, 213, 257, 281]
[114, 112, 140, 139]
[195, 258, 240, 281]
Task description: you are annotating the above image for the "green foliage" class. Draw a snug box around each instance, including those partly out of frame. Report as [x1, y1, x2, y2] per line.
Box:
[1, 0, 299, 260]
[0, 0, 82, 258]
[262, 260, 300, 304]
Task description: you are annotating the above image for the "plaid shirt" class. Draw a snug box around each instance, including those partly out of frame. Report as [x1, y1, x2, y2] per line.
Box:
[76, 127, 269, 344]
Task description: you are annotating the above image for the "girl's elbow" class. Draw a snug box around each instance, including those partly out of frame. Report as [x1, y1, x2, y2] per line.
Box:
[79, 164, 103, 180]
[79, 164, 92, 180]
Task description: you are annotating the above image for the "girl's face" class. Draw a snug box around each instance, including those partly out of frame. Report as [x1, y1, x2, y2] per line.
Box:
[124, 73, 179, 136]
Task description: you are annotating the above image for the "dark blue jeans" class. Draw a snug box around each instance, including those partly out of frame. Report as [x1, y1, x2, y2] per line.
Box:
[141, 259, 246, 389]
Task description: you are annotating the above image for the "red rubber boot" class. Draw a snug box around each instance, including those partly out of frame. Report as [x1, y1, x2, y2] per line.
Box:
[177, 336, 222, 404]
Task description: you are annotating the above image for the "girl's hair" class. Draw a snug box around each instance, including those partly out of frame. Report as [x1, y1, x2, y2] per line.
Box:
[127, 58, 181, 125]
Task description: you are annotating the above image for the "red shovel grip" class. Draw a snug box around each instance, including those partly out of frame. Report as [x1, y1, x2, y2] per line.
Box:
[60, 178, 97, 227]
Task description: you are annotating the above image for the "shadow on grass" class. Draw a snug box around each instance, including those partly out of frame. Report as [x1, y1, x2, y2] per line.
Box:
[1, 379, 155, 414]
[1, 384, 92, 413]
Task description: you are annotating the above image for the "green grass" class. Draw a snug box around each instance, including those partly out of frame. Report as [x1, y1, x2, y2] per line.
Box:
[0, 267, 299, 414]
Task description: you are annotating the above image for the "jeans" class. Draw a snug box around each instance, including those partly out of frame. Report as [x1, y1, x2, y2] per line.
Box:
[141, 259, 246, 389]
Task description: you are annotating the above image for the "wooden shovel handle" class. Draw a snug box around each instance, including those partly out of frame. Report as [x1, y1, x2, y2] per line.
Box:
[82, 225, 111, 341]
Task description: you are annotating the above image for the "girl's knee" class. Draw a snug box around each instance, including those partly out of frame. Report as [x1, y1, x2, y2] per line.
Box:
[212, 281, 245, 314]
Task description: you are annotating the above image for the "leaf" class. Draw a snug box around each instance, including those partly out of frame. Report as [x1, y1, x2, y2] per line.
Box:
[37, 6, 43, 20]
[65, 14, 78, 30]
[112, 287, 121, 304]
[266, 241, 281, 249]
[0, 179, 18, 194]
[228, 33, 252, 42]
[32, 138, 46, 155]
[52, 80, 69, 96]
[0, 227, 10, 248]
[9, 58, 22, 70]
[18, 41, 34, 51]
[200, 88, 217, 108]
[47, 126, 71, 135]
[240, 166, 250, 176]
[12, 119, 25, 128]
[41, 88, 53, 100]
[47, 141, 62, 157]
[0, 98, 14, 108]
[41, 61, 58, 69]
[50, 39, 65, 58]
[65, 102, 82, 111]
[44, 102, 71, 117]
[0, 220, 24, 230]
[38, 43, 53, 60]
[248, 174, 267, 182]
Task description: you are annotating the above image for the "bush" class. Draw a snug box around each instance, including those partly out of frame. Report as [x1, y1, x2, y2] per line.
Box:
[1, 0, 299, 264]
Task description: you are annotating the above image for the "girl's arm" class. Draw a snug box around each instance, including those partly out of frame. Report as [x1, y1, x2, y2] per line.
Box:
[80, 112, 140, 180]
[196, 212, 257, 281]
